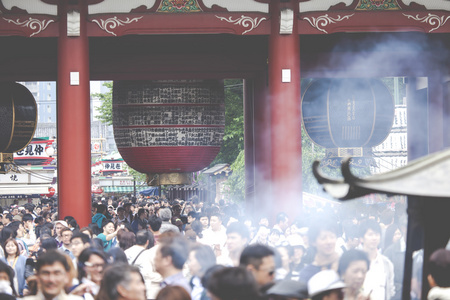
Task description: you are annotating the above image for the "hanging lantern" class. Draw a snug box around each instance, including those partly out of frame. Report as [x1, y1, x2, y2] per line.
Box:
[0, 82, 37, 173]
[302, 78, 394, 167]
[113, 80, 225, 185]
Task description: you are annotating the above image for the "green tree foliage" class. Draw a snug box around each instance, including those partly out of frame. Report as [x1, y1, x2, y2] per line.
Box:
[224, 149, 245, 202]
[212, 79, 244, 165]
[92, 82, 113, 125]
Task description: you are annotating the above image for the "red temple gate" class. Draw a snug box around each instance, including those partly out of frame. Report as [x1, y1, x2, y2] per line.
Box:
[0, 0, 449, 234]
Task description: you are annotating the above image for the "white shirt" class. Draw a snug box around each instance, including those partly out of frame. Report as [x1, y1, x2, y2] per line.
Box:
[202, 226, 227, 254]
[363, 252, 395, 300]
[124, 245, 146, 264]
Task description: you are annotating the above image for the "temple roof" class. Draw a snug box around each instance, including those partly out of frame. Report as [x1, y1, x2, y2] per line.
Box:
[313, 148, 450, 200]
[3, 0, 450, 16]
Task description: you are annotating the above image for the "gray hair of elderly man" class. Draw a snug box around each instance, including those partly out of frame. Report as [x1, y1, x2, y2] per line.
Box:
[158, 208, 172, 221]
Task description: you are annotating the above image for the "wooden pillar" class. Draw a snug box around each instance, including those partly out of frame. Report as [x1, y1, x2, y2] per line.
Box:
[57, 0, 91, 226]
[268, 0, 302, 218]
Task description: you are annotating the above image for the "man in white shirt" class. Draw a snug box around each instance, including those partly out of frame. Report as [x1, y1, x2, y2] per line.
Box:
[360, 219, 395, 300]
[217, 221, 250, 266]
[125, 230, 151, 264]
[202, 213, 227, 257]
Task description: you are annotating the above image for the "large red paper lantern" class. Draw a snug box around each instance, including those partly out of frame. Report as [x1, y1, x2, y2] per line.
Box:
[113, 80, 225, 177]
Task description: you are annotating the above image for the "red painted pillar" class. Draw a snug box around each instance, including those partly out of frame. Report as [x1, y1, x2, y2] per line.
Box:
[57, 0, 91, 226]
[268, 0, 302, 217]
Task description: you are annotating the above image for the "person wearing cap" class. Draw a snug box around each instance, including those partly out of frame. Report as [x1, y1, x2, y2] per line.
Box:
[308, 270, 345, 300]
[286, 234, 306, 281]
[266, 279, 308, 300]
[53, 220, 68, 248]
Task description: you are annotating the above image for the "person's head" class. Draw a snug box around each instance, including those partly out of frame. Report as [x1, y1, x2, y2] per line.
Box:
[137, 208, 147, 219]
[3, 238, 19, 258]
[54, 220, 68, 237]
[117, 206, 126, 219]
[384, 223, 403, 250]
[338, 249, 369, 294]
[35, 250, 72, 299]
[428, 248, 450, 288]
[155, 233, 189, 277]
[123, 203, 132, 213]
[97, 204, 107, 215]
[42, 203, 51, 212]
[41, 237, 59, 251]
[172, 204, 182, 217]
[0, 260, 17, 296]
[187, 211, 197, 224]
[188, 244, 217, 278]
[80, 226, 94, 239]
[308, 270, 345, 300]
[78, 248, 108, 284]
[359, 219, 381, 251]
[308, 218, 338, 257]
[198, 213, 209, 229]
[158, 208, 172, 222]
[239, 244, 276, 286]
[102, 219, 116, 235]
[148, 215, 163, 233]
[10, 207, 18, 216]
[207, 266, 261, 300]
[136, 230, 153, 248]
[226, 222, 250, 254]
[71, 232, 91, 258]
[209, 213, 223, 231]
[10, 221, 25, 239]
[107, 247, 129, 264]
[276, 212, 289, 231]
[22, 213, 34, 229]
[156, 285, 191, 300]
[2, 214, 12, 225]
[108, 205, 115, 216]
[97, 263, 146, 300]
[342, 223, 360, 250]
[118, 231, 136, 251]
[267, 279, 308, 300]
[60, 227, 73, 247]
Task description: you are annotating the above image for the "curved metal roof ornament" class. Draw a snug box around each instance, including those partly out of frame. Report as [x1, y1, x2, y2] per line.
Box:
[313, 148, 450, 200]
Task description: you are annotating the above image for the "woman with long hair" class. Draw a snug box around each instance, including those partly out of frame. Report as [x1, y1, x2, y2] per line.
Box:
[1, 238, 26, 296]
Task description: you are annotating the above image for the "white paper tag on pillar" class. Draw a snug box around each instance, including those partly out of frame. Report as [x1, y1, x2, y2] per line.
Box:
[282, 69, 291, 83]
[70, 72, 80, 85]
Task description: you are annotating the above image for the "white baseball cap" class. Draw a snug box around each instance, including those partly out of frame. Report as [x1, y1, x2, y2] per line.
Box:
[308, 270, 345, 297]
[54, 220, 68, 228]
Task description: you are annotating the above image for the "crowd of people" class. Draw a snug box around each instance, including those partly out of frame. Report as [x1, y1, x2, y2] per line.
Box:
[0, 194, 446, 300]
